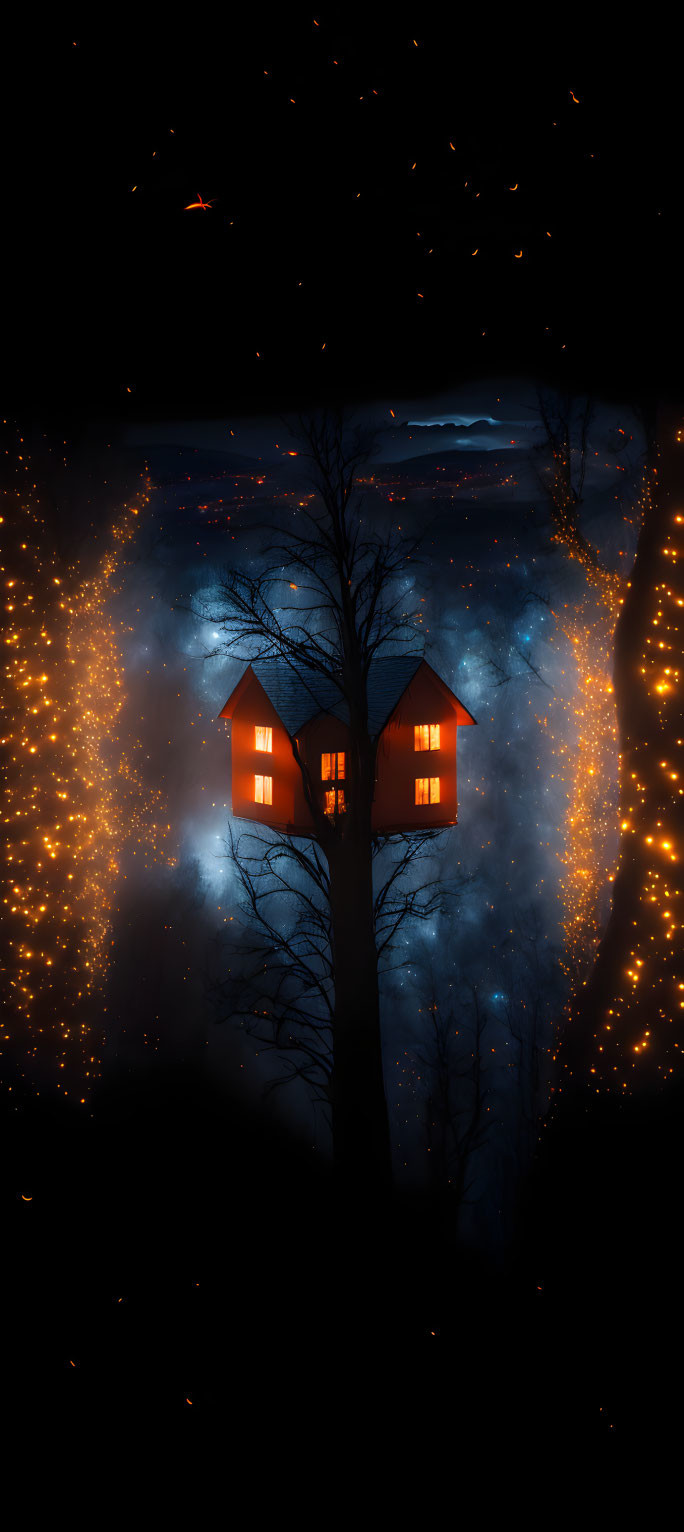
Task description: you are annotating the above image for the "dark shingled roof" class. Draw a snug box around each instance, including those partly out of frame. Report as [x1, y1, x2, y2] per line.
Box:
[250, 653, 425, 739]
[249, 660, 345, 736]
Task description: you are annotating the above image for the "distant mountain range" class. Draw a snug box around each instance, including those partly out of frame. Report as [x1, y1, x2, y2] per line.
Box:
[134, 423, 532, 487]
[377, 419, 527, 462]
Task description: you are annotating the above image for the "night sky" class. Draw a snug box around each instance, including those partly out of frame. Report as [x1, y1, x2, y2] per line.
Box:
[4, 15, 683, 419]
[107, 396, 637, 1216]
[2, 12, 682, 1449]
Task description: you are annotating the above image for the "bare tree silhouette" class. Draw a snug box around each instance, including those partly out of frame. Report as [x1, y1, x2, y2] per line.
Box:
[411, 982, 494, 1226]
[200, 410, 469, 1195]
[218, 820, 461, 1141]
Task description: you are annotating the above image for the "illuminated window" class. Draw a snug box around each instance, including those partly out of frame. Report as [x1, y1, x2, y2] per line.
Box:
[324, 787, 346, 815]
[255, 726, 272, 752]
[255, 775, 272, 805]
[321, 752, 345, 780]
[414, 723, 440, 751]
[415, 777, 440, 805]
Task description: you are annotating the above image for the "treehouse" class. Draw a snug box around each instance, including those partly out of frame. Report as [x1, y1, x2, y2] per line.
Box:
[218, 655, 476, 836]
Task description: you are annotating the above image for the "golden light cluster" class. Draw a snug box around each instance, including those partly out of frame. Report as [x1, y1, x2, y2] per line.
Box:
[543, 443, 625, 996]
[1, 460, 171, 1101]
[550, 596, 621, 987]
[549, 441, 684, 1090]
[594, 486, 684, 1089]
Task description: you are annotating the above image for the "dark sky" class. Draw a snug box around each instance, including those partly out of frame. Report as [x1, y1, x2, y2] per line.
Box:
[2, 13, 668, 1173]
[19, 392, 631, 1249]
[3, 14, 681, 426]
[0, 378, 659, 1438]
[3, 23, 676, 1426]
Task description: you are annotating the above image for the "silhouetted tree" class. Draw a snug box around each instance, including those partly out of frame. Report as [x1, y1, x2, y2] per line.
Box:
[219, 819, 456, 1153]
[536, 394, 684, 1088]
[201, 410, 464, 1196]
[411, 981, 494, 1226]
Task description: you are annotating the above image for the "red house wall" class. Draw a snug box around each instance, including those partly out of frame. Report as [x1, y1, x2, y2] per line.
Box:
[372, 666, 458, 832]
[229, 675, 302, 830]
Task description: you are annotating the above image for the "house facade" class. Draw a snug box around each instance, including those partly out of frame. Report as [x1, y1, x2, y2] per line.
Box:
[219, 655, 475, 836]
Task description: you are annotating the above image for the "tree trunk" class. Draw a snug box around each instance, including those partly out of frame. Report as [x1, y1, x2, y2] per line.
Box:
[327, 832, 393, 1197]
[561, 405, 684, 1084]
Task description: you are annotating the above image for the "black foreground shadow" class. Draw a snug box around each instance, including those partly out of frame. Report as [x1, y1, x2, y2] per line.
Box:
[3, 1060, 682, 1456]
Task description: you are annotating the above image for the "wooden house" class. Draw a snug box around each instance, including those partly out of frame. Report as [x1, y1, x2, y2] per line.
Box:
[218, 655, 476, 836]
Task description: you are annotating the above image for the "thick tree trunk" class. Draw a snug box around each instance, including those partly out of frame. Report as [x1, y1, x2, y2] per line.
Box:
[327, 832, 393, 1197]
[561, 405, 684, 1084]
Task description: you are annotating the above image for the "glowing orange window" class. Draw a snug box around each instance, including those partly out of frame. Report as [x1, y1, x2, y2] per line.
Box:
[414, 724, 440, 751]
[415, 777, 440, 805]
[255, 726, 272, 752]
[321, 752, 345, 780]
[254, 774, 273, 805]
[324, 787, 346, 815]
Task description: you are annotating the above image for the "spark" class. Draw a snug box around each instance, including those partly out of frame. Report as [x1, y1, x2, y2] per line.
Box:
[184, 194, 215, 211]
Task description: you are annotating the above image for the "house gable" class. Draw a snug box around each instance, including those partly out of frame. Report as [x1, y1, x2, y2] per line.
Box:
[223, 669, 302, 829]
[372, 660, 474, 832]
[218, 664, 256, 720]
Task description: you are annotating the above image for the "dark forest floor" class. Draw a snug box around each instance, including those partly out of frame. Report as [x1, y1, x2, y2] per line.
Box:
[2, 1062, 681, 1461]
